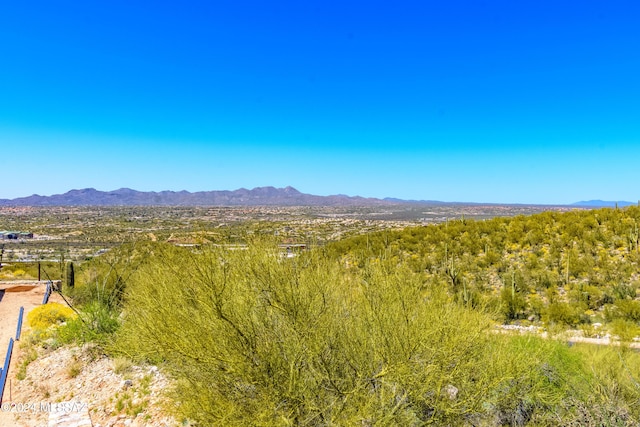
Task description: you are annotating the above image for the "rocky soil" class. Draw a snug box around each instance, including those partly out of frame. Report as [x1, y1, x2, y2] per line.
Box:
[0, 282, 182, 427]
[5, 341, 181, 427]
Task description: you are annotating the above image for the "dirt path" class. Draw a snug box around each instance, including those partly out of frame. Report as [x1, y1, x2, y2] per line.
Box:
[0, 282, 65, 426]
[0, 283, 48, 352]
[496, 324, 640, 349]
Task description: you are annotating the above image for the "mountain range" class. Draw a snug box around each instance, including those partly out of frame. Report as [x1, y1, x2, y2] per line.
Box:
[0, 187, 395, 207]
[570, 200, 637, 208]
[0, 188, 635, 207]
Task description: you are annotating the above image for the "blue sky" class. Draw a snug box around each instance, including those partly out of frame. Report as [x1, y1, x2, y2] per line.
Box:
[1, 0, 639, 204]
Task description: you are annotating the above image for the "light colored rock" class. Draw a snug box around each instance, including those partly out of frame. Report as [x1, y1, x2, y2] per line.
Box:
[445, 384, 459, 400]
[48, 401, 92, 427]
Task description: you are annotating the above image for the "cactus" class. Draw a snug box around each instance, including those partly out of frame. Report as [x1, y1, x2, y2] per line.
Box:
[66, 261, 75, 289]
[629, 220, 639, 253]
[461, 279, 472, 306]
[443, 244, 460, 289]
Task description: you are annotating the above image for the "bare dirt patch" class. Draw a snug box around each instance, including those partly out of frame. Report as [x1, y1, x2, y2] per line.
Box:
[0, 282, 180, 426]
[0, 282, 57, 363]
[0, 282, 65, 425]
[5, 344, 179, 427]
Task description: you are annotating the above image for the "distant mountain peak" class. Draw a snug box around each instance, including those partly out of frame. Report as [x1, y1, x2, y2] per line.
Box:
[0, 187, 395, 207]
[571, 200, 636, 208]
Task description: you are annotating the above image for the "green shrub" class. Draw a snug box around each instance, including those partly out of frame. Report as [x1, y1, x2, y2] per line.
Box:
[116, 241, 596, 425]
[544, 302, 582, 327]
[614, 299, 640, 322]
[112, 357, 133, 375]
[58, 301, 120, 345]
[609, 319, 639, 342]
[69, 242, 156, 309]
[568, 344, 640, 423]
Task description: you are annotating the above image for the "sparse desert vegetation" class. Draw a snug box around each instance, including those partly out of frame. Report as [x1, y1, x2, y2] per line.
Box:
[4, 204, 640, 425]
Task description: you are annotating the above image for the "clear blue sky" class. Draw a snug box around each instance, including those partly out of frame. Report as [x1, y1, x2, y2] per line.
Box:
[1, 0, 639, 204]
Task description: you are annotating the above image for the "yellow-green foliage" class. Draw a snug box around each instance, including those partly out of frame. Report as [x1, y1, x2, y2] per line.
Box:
[27, 302, 76, 330]
[112, 357, 133, 376]
[568, 344, 640, 423]
[327, 206, 640, 325]
[1, 268, 27, 279]
[117, 241, 601, 426]
[69, 241, 164, 310]
[0, 262, 64, 281]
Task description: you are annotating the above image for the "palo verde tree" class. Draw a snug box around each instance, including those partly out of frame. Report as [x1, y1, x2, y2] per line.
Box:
[116, 240, 597, 426]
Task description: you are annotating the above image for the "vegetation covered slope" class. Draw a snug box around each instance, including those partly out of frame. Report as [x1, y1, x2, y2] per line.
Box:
[326, 206, 640, 331]
[115, 243, 582, 425]
[59, 206, 640, 425]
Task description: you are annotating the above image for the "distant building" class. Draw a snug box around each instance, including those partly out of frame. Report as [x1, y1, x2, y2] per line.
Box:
[0, 230, 33, 240]
[278, 243, 307, 257]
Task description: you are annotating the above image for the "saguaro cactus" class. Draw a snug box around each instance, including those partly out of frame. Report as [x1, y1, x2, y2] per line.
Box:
[66, 261, 75, 289]
[629, 221, 639, 253]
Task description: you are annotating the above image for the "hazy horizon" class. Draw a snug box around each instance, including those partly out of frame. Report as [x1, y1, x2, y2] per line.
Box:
[2, 1, 639, 204]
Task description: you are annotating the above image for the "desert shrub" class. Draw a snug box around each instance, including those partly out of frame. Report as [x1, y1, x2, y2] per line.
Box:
[544, 302, 583, 327]
[27, 302, 76, 330]
[23, 302, 77, 345]
[614, 299, 640, 322]
[0, 261, 65, 281]
[609, 319, 639, 342]
[116, 241, 590, 426]
[112, 356, 133, 375]
[565, 344, 640, 423]
[602, 300, 640, 324]
[500, 281, 527, 321]
[58, 301, 120, 345]
[612, 283, 637, 300]
[54, 243, 167, 347]
[69, 242, 157, 309]
[485, 335, 588, 426]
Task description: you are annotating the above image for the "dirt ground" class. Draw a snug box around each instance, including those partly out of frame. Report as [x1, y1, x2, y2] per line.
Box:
[0, 282, 66, 426]
[0, 282, 64, 378]
[0, 282, 179, 427]
[0, 283, 53, 354]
